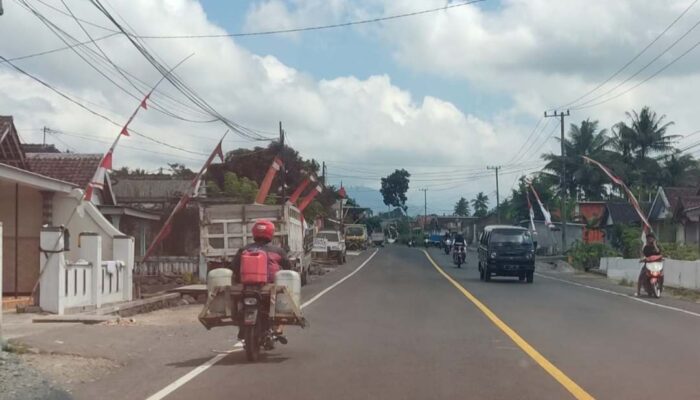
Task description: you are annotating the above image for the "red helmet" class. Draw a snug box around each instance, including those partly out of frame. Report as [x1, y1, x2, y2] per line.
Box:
[252, 220, 275, 242]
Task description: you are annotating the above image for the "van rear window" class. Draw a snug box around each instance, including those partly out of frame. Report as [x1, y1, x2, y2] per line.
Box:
[491, 230, 532, 244]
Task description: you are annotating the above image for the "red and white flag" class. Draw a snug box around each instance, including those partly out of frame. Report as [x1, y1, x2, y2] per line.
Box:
[142, 137, 226, 262]
[83, 91, 153, 201]
[582, 155, 652, 234]
[526, 189, 537, 234]
[528, 183, 554, 229]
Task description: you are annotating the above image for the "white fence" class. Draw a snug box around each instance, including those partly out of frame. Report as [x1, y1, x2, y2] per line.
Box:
[600, 257, 700, 290]
[138, 256, 199, 276]
[40, 228, 134, 315]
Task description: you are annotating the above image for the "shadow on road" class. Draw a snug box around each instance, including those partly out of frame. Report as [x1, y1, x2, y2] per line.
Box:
[166, 351, 289, 368]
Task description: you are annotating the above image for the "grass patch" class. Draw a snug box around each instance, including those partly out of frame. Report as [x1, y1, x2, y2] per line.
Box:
[618, 278, 634, 287]
[2, 341, 29, 354]
[665, 286, 700, 302]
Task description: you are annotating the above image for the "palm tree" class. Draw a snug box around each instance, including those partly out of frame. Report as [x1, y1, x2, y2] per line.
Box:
[542, 119, 612, 200]
[623, 106, 678, 160]
[661, 152, 699, 186]
[471, 192, 489, 217]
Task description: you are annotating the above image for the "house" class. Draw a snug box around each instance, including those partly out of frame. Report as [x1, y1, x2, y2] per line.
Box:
[0, 116, 134, 308]
[110, 177, 197, 258]
[648, 186, 700, 244]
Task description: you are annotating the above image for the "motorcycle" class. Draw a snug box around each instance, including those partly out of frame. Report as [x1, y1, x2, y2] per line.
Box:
[444, 238, 452, 255]
[407, 238, 415, 247]
[641, 255, 664, 298]
[452, 244, 466, 268]
[241, 287, 281, 362]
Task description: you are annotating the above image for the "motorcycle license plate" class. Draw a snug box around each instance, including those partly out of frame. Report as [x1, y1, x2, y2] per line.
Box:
[243, 309, 258, 325]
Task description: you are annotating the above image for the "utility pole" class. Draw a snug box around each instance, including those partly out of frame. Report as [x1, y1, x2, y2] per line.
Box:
[279, 121, 286, 203]
[487, 166, 501, 223]
[419, 188, 428, 230]
[321, 161, 326, 185]
[43, 127, 47, 146]
[544, 109, 570, 252]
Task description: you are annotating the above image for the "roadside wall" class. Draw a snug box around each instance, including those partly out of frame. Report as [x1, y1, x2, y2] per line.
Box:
[600, 257, 700, 290]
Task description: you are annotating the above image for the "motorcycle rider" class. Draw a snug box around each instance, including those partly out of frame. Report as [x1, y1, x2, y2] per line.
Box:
[232, 220, 291, 342]
[636, 232, 662, 297]
[451, 233, 467, 262]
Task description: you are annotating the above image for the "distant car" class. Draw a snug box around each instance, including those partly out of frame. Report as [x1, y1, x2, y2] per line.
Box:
[477, 225, 535, 283]
[312, 230, 346, 264]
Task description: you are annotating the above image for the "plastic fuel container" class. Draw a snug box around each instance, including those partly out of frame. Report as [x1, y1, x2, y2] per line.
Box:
[240, 251, 269, 284]
[274, 270, 301, 315]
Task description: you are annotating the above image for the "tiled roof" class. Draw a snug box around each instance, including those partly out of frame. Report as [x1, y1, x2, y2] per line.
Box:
[25, 153, 101, 187]
[21, 143, 60, 153]
[605, 203, 641, 224]
[664, 187, 698, 209]
[0, 115, 28, 169]
[679, 196, 700, 211]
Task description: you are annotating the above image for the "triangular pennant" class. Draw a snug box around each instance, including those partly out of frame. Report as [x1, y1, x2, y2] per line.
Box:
[120, 127, 130, 136]
[140, 93, 150, 110]
[101, 150, 113, 170]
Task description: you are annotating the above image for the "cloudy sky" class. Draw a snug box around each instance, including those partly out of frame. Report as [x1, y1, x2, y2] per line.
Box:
[2, 0, 700, 214]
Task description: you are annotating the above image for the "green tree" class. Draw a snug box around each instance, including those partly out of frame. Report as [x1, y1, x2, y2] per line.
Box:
[542, 119, 612, 200]
[660, 152, 699, 187]
[168, 163, 196, 179]
[380, 169, 411, 212]
[454, 197, 471, 216]
[471, 192, 489, 217]
[207, 172, 258, 203]
[623, 106, 677, 160]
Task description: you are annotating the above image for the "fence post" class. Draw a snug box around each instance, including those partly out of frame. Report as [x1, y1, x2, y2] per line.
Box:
[39, 227, 65, 314]
[80, 233, 102, 309]
[113, 235, 134, 302]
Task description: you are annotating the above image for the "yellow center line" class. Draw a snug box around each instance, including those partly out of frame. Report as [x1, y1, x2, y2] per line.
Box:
[422, 250, 595, 400]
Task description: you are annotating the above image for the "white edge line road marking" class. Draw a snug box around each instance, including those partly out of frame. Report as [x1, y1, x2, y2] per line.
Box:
[145, 249, 380, 400]
[536, 273, 700, 319]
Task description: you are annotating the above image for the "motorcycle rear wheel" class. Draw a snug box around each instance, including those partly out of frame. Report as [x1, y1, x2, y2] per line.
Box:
[244, 326, 260, 362]
[652, 282, 662, 298]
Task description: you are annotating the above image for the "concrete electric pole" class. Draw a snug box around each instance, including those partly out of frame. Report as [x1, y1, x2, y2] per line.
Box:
[487, 166, 501, 223]
[279, 121, 286, 203]
[544, 109, 570, 252]
[419, 188, 428, 230]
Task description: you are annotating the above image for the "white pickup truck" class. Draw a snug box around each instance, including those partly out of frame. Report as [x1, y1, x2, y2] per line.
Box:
[312, 230, 346, 264]
[199, 201, 311, 285]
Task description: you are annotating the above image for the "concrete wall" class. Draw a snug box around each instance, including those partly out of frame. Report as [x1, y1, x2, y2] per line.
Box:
[0, 180, 42, 294]
[40, 230, 133, 314]
[600, 257, 700, 290]
[53, 189, 122, 261]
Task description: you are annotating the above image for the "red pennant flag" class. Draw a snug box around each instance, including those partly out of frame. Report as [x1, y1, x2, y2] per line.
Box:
[120, 127, 130, 136]
[101, 150, 113, 170]
[140, 93, 150, 110]
[215, 141, 224, 162]
[338, 186, 347, 198]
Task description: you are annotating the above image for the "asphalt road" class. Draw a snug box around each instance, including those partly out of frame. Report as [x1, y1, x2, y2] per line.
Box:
[141, 246, 700, 400]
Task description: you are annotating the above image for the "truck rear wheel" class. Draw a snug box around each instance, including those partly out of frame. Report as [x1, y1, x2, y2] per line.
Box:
[526, 272, 534, 284]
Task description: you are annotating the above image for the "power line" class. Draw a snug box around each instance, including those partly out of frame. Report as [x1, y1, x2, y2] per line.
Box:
[557, 0, 699, 109]
[571, 13, 700, 110]
[136, 0, 486, 39]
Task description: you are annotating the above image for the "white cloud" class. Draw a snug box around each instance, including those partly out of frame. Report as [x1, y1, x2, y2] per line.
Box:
[1, 0, 521, 212]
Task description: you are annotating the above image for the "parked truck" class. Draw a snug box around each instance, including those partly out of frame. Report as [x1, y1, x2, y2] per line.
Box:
[199, 201, 311, 285]
[344, 224, 368, 250]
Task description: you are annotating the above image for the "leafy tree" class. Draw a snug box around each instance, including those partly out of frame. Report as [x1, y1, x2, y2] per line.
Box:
[623, 106, 677, 160]
[471, 192, 489, 217]
[380, 169, 411, 212]
[168, 163, 196, 178]
[661, 152, 700, 187]
[542, 119, 612, 200]
[454, 197, 471, 216]
[364, 216, 383, 233]
[206, 172, 258, 203]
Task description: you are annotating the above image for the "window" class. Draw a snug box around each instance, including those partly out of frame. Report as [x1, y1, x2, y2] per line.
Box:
[490, 230, 532, 245]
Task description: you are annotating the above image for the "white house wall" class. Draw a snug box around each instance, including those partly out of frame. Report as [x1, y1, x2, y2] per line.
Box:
[52, 189, 124, 260]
